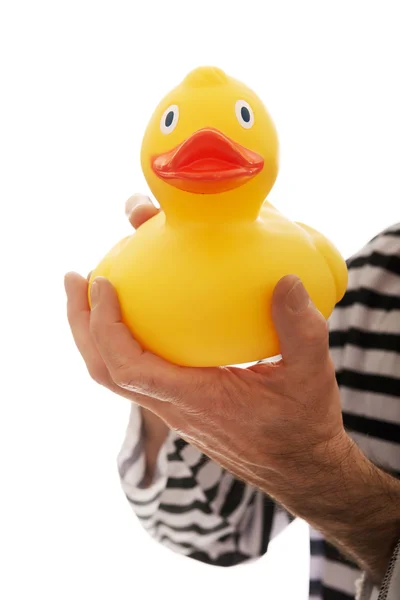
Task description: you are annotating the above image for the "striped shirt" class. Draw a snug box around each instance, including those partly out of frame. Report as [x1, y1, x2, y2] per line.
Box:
[117, 223, 400, 600]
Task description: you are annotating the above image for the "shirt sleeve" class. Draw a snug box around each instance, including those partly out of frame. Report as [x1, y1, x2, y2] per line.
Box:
[117, 403, 293, 566]
[335, 224, 400, 600]
[356, 539, 400, 600]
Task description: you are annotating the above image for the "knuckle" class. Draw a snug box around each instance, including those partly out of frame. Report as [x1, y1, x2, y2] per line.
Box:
[89, 315, 109, 347]
[303, 317, 329, 348]
[110, 363, 132, 389]
[110, 361, 142, 392]
[89, 313, 101, 336]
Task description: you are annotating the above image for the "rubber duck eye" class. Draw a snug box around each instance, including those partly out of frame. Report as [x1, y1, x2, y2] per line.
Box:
[160, 105, 179, 134]
[235, 100, 254, 129]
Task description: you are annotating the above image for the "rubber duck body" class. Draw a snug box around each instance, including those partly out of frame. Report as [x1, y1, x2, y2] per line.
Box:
[89, 67, 348, 367]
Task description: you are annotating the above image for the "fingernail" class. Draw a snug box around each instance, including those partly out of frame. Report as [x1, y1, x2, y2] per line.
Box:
[125, 194, 152, 216]
[286, 279, 310, 313]
[90, 280, 100, 305]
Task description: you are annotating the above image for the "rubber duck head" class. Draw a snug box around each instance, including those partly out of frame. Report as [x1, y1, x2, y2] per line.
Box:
[141, 66, 279, 224]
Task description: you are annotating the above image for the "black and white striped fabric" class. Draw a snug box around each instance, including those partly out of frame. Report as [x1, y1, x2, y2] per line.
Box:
[118, 224, 400, 600]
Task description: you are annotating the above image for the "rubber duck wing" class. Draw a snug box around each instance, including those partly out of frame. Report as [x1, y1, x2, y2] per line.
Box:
[295, 222, 348, 303]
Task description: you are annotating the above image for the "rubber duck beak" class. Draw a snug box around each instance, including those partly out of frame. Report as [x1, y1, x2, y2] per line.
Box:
[152, 128, 264, 194]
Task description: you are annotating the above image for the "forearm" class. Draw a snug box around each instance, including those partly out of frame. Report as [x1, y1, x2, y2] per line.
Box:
[140, 407, 170, 486]
[273, 434, 400, 585]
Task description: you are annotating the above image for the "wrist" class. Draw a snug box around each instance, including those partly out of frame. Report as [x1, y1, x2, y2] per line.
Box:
[274, 431, 400, 584]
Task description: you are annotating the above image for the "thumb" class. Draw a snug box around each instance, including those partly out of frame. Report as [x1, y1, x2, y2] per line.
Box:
[271, 275, 330, 370]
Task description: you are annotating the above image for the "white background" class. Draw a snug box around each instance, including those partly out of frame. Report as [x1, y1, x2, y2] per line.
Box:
[1, 1, 399, 598]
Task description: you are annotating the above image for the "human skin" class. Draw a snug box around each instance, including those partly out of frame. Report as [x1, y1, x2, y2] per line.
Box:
[65, 198, 400, 585]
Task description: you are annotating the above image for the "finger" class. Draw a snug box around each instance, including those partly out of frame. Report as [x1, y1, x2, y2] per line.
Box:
[125, 194, 160, 229]
[65, 271, 90, 327]
[129, 203, 160, 229]
[271, 275, 330, 372]
[89, 277, 191, 402]
[64, 273, 169, 412]
[125, 193, 152, 216]
[64, 272, 111, 386]
[65, 274, 176, 417]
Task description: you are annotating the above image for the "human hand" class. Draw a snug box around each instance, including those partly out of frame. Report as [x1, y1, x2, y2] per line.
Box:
[65, 199, 400, 585]
[66, 240, 349, 497]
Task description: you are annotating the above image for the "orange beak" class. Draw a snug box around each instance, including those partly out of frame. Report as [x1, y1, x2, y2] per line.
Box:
[152, 128, 264, 194]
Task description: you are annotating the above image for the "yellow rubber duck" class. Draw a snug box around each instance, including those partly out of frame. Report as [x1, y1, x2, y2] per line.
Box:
[89, 66, 348, 367]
